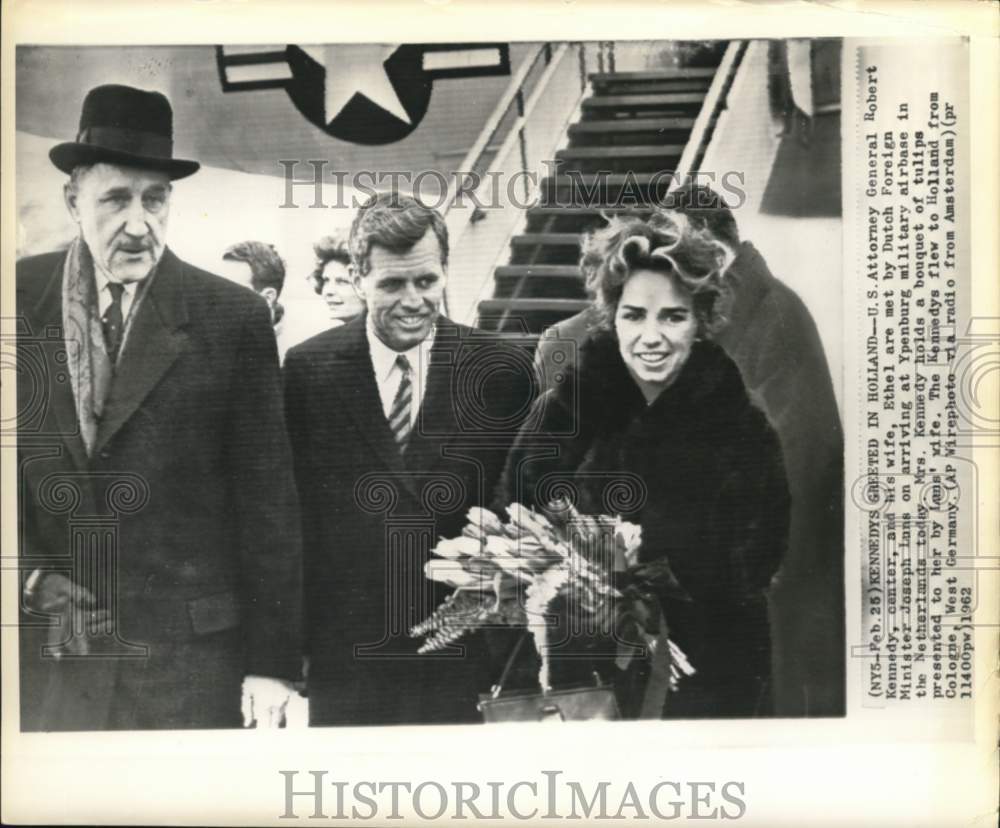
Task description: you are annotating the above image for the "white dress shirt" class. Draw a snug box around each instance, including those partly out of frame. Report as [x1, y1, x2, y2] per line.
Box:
[94, 268, 139, 322]
[365, 318, 435, 429]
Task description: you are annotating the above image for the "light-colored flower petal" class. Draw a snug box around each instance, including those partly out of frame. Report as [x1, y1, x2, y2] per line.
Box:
[433, 535, 482, 559]
[483, 534, 515, 558]
[615, 519, 643, 567]
[492, 554, 529, 574]
[424, 559, 488, 587]
[464, 556, 502, 578]
[466, 507, 505, 536]
[507, 503, 554, 538]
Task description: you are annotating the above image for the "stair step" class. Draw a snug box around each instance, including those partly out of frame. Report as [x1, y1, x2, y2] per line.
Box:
[588, 69, 718, 82]
[495, 265, 581, 279]
[524, 204, 655, 234]
[508, 234, 584, 265]
[492, 266, 586, 300]
[525, 205, 653, 234]
[544, 173, 675, 186]
[539, 173, 675, 206]
[478, 299, 594, 333]
[582, 93, 705, 110]
[527, 205, 654, 220]
[568, 117, 697, 135]
[479, 298, 592, 315]
[556, 145, 684, 160]
[590, 79, 712, 95]
[510, 233, 583, 247]
[489, 332, 541, 351]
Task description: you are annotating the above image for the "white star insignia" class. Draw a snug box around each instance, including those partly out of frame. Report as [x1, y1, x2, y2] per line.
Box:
[300, 45, 412, 125]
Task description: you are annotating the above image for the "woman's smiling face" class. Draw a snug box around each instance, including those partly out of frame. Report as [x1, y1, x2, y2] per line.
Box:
[614, 268, 698, 403]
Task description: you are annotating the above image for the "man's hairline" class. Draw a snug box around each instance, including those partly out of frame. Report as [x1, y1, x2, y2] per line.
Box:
[66, 162, 174, 193]
[354, 238, 449, 280]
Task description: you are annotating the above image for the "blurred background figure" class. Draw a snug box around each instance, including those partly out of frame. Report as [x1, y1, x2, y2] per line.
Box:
[309, 235, 365, 327]
[220, 240, 286, 325]
[220, 241, 289, 358]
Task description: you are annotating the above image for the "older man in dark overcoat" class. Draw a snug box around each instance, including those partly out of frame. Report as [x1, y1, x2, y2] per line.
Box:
[16, 84, 302, 730]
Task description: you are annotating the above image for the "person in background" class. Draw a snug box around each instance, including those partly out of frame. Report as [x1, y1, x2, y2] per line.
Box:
[309, 234, 365, 326]
[664, 183, 844, 718]
[220, 241, 287, 327]
[220, 241, 290, 360]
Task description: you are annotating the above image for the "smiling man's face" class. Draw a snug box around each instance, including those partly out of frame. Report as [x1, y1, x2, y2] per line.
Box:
[65, 162, 171, 283]
[354, 229, 447, 351]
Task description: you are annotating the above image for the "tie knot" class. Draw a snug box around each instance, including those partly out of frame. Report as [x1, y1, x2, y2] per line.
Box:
[107, 282, 126, 302]
[395, 354, 411, 373]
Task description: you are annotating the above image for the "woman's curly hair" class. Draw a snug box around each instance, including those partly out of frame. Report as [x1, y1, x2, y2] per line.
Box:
[309, 234, 352, 295]
[580, 211, 733, 336]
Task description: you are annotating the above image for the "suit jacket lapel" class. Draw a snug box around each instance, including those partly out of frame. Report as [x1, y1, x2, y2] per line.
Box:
[93, 249, 189, 455]
[333, 318, 412, 488]
[407, 320, 463, 474]
[28, 252, 90, 470]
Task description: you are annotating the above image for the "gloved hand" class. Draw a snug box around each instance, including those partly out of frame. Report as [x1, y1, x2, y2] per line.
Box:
[24, 572, 109, 658]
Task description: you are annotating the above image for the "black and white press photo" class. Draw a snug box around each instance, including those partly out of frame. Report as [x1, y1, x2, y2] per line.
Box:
[13, 37, 845, 731]
[2, 3, 996, 825]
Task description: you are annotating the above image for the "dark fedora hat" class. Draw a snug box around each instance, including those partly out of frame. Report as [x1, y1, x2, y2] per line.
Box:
[49, 84, 200, 180]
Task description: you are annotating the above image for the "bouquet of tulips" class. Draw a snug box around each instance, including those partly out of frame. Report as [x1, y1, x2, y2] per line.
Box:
[410, 501, 694, 709]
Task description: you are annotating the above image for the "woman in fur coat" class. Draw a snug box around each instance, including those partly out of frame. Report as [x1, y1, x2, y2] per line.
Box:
[496, 211, 790, 718]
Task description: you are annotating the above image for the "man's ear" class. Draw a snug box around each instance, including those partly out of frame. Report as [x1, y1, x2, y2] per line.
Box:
[63, 182, 80, 223]
[350, 265, 366, 301]
[717, 242, 737, 275]
[260, 287, 278, 307]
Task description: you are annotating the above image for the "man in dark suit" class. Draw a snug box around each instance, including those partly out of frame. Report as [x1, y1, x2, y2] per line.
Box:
[679, 194, 845, 719]
[16, 84, 302, 730]
[284, 192, 536, 726]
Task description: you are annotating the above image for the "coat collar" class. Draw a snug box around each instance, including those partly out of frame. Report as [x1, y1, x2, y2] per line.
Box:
[24, 245, 191, 464]
[724, 242, 774, 324]
[405, 320, 468, 471]
[26, 251, 90, 469]
[568, 332, 750, 433]
[93, 247, 190, 454]
[29, 250, 67, 325]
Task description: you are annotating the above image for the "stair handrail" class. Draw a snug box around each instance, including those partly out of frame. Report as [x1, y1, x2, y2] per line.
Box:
[473, 43, 582, 331]
[443, 44, 551, 232]
[444, 43, 590, 323]
[669, 40, 748, 194]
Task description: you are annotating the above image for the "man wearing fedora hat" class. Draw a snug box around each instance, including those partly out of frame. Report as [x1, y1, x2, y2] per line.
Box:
[16, 84, 303, 730]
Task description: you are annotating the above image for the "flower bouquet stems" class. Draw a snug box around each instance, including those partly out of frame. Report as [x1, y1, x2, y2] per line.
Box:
[410, 502, 695, 718]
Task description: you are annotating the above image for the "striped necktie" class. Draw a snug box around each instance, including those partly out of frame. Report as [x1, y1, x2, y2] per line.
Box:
[388, 354, 413, 450]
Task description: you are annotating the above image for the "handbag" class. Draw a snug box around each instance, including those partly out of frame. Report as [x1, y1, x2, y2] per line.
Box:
[477, 632, 621, 722]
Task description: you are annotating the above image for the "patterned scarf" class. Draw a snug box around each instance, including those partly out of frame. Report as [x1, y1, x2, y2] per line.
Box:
[61, 238, 114, 457]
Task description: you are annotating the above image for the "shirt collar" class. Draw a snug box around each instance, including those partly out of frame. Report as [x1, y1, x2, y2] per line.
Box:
[93, 266, 138, 297]
[365, 315, 436, 383]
